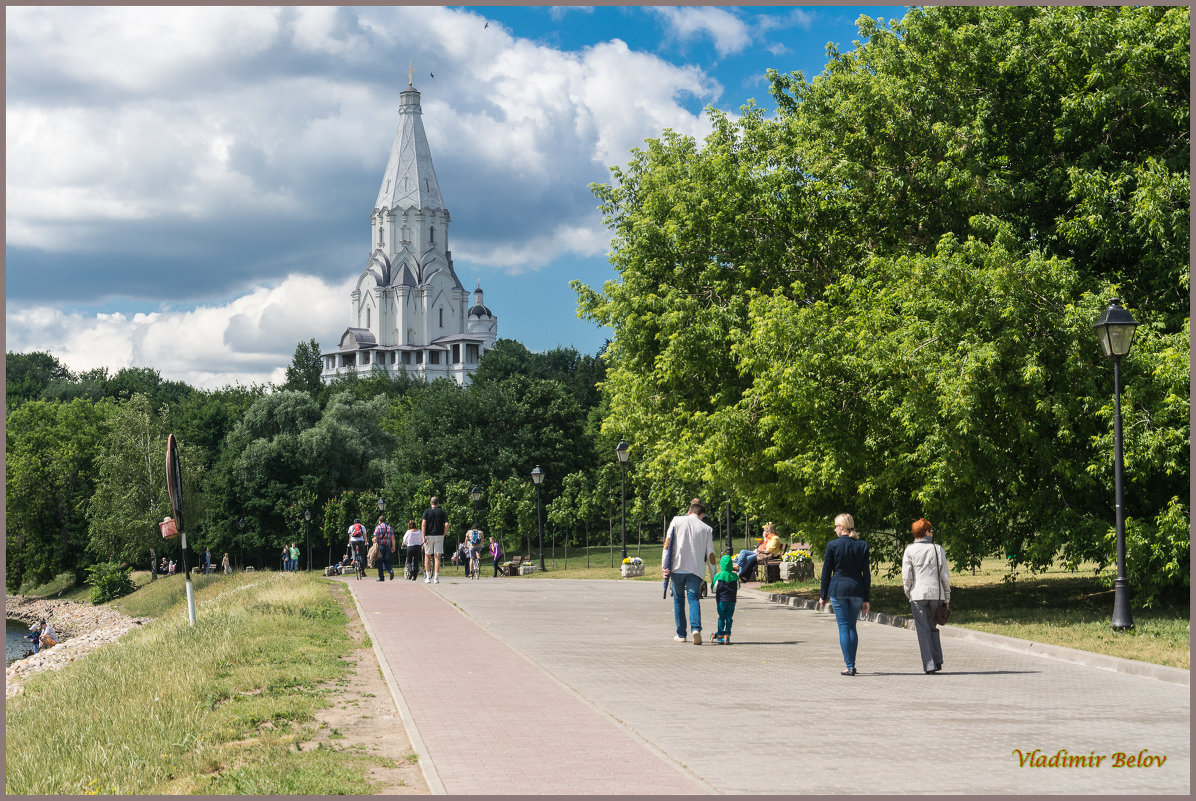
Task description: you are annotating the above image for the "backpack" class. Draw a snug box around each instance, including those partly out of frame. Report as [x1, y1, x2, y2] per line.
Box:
[470, 530, 481, 546]
[351, 523, 365, 538]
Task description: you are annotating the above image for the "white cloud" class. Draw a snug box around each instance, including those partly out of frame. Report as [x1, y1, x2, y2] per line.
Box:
[5, 274, 351, 390]
[651, 7, 751, 57]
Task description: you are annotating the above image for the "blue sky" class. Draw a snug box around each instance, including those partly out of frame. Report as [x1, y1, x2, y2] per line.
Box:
[6, 5, 902, 389]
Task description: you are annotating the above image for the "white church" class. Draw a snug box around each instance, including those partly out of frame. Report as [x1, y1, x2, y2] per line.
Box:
[321, 79, 498, 384]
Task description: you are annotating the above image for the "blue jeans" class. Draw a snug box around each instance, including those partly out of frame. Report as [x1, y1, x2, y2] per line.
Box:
[670, 572, 703, 637]
[737, 550, 758, 580]
[830, 596, 864, 669]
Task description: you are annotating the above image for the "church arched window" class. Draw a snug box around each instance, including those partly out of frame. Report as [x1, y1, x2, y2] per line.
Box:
[366, 307, 371, 328]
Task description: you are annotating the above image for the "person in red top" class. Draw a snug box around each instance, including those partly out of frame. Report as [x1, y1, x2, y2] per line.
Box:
[373, 515, 396, 581]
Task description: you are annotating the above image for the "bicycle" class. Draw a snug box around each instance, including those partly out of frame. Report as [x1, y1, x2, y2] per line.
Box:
[469, 546, 482, 580]
[350, 542, 366, 581]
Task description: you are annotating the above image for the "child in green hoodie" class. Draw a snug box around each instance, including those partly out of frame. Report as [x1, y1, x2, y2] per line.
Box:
[710, 553, 739, 644]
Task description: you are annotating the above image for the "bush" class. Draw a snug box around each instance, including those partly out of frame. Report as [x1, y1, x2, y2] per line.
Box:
[86, 561, 136, 604]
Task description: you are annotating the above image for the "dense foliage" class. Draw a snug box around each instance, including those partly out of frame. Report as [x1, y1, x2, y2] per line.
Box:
[575, 6, 1189, 604]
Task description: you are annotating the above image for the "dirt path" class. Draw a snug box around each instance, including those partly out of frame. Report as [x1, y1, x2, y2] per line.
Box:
[303, 585, 429, 794]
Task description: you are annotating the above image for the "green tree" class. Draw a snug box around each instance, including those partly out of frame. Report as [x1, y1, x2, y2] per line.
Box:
[575, 6, 1189, 602]
[6, 398, 111, 590]
[280, 338, 325, 397]
[86, 394, 204, 575]
[6, 351, 73, 412]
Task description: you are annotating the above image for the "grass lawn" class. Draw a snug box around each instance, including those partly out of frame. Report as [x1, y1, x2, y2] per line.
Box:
[6, 571, 406, 795]
[765, 557, 1190, 670]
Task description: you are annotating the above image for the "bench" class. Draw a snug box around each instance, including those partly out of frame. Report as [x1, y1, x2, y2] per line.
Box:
[743, 542, 803, 583]
[504, 555, 524, 577]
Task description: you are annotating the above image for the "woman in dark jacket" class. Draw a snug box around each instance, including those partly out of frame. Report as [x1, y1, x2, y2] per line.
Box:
[818, 513, 871, 675]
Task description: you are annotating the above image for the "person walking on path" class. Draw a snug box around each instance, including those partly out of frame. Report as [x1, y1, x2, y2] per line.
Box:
[662, 498, 716, 645]
[902, 518, 951, 674]
[221, 552, 231, 574]
[737, 522, 783, 581]
[818, 513, 871, 675]
[421, 496, 449, 584]
[489, 536, 504, 577]
[710, 553, 739, 644]
[374, 515, 396, 581]
[402, 520, 424, 580]
[202, 547, 213, 575]
[289, 543, 300, 573]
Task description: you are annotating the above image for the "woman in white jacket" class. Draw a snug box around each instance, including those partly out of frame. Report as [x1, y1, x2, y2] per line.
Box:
[902, 519, 950, 674]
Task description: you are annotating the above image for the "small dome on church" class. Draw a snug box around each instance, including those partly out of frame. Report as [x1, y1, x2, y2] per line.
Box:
[468, 282, 491, 317]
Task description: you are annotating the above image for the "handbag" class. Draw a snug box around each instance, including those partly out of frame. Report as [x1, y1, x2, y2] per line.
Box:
[933, 543, 950, 625]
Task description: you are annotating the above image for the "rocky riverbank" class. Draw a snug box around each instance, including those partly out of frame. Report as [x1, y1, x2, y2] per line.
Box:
[5, 596, 152, 698]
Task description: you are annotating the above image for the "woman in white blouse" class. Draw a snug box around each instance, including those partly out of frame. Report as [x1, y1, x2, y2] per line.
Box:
[902, 518, 951, 674]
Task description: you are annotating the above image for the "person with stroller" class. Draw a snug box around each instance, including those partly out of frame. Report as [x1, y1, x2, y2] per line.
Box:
[402, 520, 424, 580]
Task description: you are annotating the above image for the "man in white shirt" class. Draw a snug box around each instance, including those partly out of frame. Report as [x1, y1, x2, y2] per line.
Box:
[662, 498, 716, 645]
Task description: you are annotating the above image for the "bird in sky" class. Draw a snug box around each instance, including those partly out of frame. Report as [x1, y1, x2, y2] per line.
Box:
[484, 22, 489, 29]
[430, 72, 435, 78]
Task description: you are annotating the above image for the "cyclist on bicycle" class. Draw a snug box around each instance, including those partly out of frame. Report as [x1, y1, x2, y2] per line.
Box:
[347, 518, 367, 578]
[466, 526, 484, 580]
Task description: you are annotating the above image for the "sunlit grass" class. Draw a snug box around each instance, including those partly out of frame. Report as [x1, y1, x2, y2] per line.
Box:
[5, 572, 391, 795]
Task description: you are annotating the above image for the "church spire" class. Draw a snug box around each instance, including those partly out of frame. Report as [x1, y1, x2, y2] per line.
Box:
[374, 82, 445, 214]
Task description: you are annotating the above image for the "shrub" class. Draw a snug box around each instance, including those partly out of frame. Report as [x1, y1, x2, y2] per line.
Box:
[86, 561, 136, 604]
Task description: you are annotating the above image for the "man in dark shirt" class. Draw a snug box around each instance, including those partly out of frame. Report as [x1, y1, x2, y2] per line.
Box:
[421, 496, 449, 584]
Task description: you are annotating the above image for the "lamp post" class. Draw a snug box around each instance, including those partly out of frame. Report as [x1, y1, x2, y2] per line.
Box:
[531, 465, 546, 572]
[303, 509, 311, 572]
[238, 517, 245, 572]
[615, 440, 630, 560]
[470, 485, 482, 529]
[1093, 297, 1139, 631]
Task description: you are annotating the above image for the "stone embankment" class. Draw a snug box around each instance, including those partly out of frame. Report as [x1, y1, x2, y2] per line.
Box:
[5, 595, 151, 698]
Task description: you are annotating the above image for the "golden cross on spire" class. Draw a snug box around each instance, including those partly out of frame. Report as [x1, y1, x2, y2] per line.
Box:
[407, 59, 413, 86]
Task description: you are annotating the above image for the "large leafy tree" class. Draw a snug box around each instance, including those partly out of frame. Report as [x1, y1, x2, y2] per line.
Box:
[87, 394, 204, 573]
[6, 398, 112, 590]
[280, 338, 325, 397]
[576, 6, 1188, 603]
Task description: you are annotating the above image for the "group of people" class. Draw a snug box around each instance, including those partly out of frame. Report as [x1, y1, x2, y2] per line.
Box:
[341, 497, 509, 584]
[662, 499, 952, 674]
[22, 619, 58, 655]
[279, 543, 301, 572]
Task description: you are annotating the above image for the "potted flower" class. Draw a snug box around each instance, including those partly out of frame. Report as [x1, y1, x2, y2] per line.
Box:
[620, 556, 645, 578]
[780, 545, 814, 581]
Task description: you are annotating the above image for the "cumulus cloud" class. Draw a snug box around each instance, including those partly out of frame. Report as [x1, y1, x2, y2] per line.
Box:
[5, 274, 351, 390]
[650, 7, 752, 57]
[6, 6, 718, 290]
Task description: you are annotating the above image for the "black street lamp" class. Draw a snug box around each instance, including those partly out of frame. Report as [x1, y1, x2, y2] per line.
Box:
[470, 485, 483, 529]
[304, 509, 312, 572]
[1093, 297, 1139, 631]
[238, 516, 245, 572]
[615, 440, 630, 560]
[531, 465, 546, 572]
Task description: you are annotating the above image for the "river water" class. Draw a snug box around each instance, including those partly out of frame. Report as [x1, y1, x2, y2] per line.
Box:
[7, 618, 38, 666]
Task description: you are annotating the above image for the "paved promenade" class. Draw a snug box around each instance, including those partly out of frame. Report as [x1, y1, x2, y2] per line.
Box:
[342, 573, 1189, 795]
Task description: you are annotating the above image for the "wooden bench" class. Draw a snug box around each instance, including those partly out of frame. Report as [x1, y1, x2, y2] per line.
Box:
[504, 555, 524, 576]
